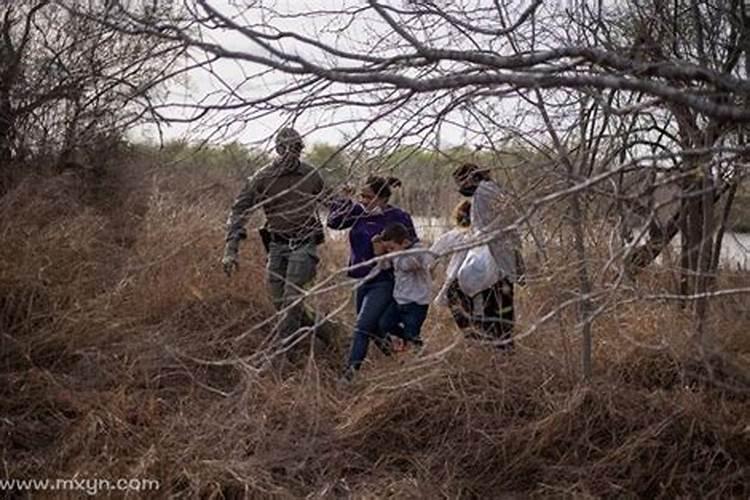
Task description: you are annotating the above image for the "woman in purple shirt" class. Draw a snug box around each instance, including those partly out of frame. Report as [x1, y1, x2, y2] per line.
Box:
[327, 176, 417, 380]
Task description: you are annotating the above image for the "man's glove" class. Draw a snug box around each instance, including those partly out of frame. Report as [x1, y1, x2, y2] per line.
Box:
[222, 240, 240, 277]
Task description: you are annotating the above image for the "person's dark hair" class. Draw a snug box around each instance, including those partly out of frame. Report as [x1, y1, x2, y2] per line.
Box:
[453, 200, 471, 228]
[452, 163, 490, 183]
[379, 222, 411, 244]
[366, 176, 402, 201]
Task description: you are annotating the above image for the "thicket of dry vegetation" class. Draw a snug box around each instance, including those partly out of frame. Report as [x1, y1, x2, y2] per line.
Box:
[2, 150, 749, 498]
[4, 0, 750, 497]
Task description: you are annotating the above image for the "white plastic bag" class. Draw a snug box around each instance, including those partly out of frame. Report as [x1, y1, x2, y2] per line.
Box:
[457, 243, 499, 297]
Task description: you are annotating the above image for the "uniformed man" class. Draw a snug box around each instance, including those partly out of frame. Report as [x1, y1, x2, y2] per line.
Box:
[222, 128, 326, 346]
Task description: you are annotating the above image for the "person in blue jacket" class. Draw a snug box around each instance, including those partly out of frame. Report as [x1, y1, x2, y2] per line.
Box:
[327, 176, 417, 380]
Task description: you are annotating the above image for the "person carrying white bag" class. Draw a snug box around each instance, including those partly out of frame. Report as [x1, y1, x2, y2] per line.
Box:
[447, 163, 526, 350]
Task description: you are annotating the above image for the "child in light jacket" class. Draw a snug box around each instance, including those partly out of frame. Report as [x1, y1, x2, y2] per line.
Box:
[373, 222, 434, 348]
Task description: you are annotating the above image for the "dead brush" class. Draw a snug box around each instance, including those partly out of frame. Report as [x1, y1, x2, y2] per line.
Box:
[1, 161, 750, 499]
[331, 349, 749, 498]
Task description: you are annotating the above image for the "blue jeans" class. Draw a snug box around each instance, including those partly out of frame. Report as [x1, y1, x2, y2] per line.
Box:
[381, 302, 429, 344]
[347, 276, 394, 370]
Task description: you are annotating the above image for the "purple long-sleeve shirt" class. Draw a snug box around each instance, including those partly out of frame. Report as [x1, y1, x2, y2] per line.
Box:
[327, 197, 417, 279]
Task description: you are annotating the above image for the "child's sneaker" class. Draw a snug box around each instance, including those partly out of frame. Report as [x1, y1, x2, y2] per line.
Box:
[392, 338, 408, 353]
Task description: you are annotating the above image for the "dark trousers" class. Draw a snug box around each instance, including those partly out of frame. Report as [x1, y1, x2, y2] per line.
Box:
[266, 241, 319, 340]
[347, 276, 394, 370]
[446, 279, 514, 349]
[380, 301, 429, 345]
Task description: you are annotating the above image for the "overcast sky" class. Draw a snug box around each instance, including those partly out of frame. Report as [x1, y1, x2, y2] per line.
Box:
[129, 0, 516, 151]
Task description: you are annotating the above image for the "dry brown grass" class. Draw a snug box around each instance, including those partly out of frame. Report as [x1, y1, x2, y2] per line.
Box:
[1, 161, 749, 499]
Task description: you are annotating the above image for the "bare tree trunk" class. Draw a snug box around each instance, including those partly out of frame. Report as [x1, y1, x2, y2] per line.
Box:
[627, 180, 733, 275]
[0, 109, 11, 163]
[0, 48, 15, 164]
[679, 195, 690, 301]
[695, 168, 716, 340]
[685, 179, 703, 300]
[710, 180, 739, 275]
[536, 91, 595, 380]
[572, 193, 594, 380]
[58, 95, 82, 167]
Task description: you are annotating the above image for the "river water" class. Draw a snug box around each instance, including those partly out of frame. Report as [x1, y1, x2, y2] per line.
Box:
[326, 216, 750, 270]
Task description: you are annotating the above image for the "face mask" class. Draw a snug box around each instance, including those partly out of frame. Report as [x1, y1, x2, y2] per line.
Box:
[365, 206, 384, 216]
[459, 185, 477, 197]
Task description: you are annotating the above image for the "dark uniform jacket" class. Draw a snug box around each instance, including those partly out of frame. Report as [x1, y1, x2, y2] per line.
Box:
[225, 156, 325, 243]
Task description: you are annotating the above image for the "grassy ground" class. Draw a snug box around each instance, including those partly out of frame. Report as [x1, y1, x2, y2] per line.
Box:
[1, 160, 749, 499]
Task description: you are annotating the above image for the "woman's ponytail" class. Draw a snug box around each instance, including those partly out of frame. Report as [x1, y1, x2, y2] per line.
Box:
[366, 175, 402, 201]
[385, 176, 402, 189]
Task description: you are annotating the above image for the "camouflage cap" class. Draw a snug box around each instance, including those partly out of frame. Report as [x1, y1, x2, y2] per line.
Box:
[275, 127, 303, 148]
